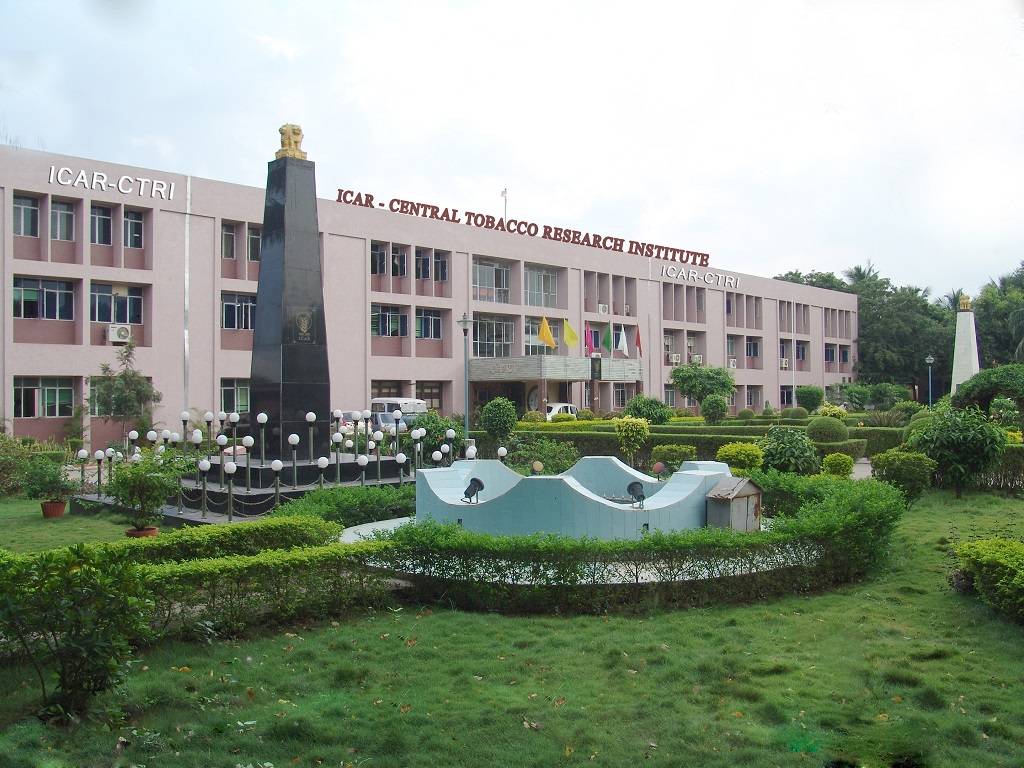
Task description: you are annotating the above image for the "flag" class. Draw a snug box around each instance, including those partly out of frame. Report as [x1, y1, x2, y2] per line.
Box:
[562, 319, 579, 348]
[537, 317, 557, 349]
[585, 321, 595, 355]
[616, 324, 629, 357]
[635, 326, 643, 358]
[602, 324, 613, 353]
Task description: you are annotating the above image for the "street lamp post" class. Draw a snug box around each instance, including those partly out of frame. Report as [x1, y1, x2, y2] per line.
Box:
[305, 412, 316, 463]
[457, 312, 472, 441]
[198, 459, 210, 519]
[242, 435, 254, 490]
[288, 433, 300, 488]
[332, 432, 343, 483]
[925, 354, 935, 407]
[256, 412, 268, 465]
[224, 461, 237, 523]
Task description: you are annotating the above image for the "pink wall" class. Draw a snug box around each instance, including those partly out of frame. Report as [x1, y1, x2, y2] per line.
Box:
[13, 236, 42, 261]
[14, 318, 75, 345]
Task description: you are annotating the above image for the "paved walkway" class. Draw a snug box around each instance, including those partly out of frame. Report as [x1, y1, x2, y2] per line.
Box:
[852, 458, 872, 480]
[341, 516, 411, 543]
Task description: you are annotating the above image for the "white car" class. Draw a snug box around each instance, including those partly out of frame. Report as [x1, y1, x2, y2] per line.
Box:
[546, 403, 579, 421]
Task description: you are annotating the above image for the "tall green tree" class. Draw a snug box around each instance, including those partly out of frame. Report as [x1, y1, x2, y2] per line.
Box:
[973, 262, 1024, 365]
[88, 341, 162, 436]
[670, 363, 735, 404]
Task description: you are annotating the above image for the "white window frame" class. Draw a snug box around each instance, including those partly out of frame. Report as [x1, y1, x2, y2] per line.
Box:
[14, 196, 39, 237]
[473, 315, 515, 357]
[124, 210, 144, 249]
[371, 304, 408, 337]
[221, 292, 257, 330]
[90, 205, 112, 245]
[247, 226, 261, 261]
[90, 283, 144, 325]
[524, 266, 558, 308]
[472, 259, 510, 303]
[415, 308, 442, 340]
[50, 201, 74, 241]
[220, 378, 250, 414]
[13, 277, 74, 320]
[221, 222, 236, 259]
[525, 317, 560, 356]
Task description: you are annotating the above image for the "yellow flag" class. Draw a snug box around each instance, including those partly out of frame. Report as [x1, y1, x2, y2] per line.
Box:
[538, 317, 557, 348]
[562, 318, 579, 348]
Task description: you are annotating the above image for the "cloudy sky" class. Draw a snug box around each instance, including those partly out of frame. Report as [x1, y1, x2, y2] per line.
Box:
[2, 1, 1022, 295]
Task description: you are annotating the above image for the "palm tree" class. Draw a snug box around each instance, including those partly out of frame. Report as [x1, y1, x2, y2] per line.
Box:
[843, 261, 880, 285]
[938, 289, 964, 312]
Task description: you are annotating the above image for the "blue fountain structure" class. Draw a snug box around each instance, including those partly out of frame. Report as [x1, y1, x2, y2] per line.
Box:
[415, 457, 738, 540]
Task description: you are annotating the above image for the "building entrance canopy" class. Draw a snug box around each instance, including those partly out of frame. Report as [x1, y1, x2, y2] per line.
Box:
[469, 355, 641, 383]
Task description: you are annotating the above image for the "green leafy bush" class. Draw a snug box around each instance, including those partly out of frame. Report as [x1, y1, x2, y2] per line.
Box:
[747, 468, 850, 518]
[910, 408, 935, 422]
[700, 394, 729, 426]
[715, 442, 764, 471]
[614, 416, 650, 466]
[624, 394, 672, 425]
[550, 413, 577, 423]
[821, 453, 854, 476]
[989, 396, 1020, 427]
[816, 403, 848, 419]
[907, 407, 1005, 497]
[507, 435, 581, 475]
[870, 448, 936, 506]
[650, 444, 697, 472]
[577, 408, 595, 421]
[868, 383, 910, 410]
[107, 449, 192, 531]
[480, 397, 518, 443]
[812, 439, 867, 460]
[273, 485, 415, 527]
[669, 363, 735, 404]
[521, 410, 545, 423]
[901, 416, 933, 443]
[413, 410, 465, 455]
[891, 399, 924, 419]
[866, 409, 908, 427]
[0, 434, 30, 497]
[23, 455, 75, 502]
[0, 545, 153, 716]
[847, 427, 904, 457]
[736, 408, 756, 420]
[781, 407, 809, 419]
[795, 386, 824, 412]
[954, 539, 1024, 622]
[761, 402, 775, 417]
[806, 416, 849, 443]
[758, 426, 820, 475]
[976, 444, 1024, 491]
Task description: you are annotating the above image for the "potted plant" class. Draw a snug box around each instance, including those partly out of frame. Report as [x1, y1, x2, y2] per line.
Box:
[24, 455, 75, 519]
[107, 448, 189, 537]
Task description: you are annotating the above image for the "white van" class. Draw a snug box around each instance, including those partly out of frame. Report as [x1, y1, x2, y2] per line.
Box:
[546, 403, 578, 421]
[369, 397, 429, 430]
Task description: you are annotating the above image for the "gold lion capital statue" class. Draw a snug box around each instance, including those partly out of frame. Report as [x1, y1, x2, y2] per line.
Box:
[276, 123, 307, 160]
[959, 294, 972, 311]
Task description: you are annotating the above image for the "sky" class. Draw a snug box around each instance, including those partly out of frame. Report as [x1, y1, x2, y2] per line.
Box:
[1, 0, 1022, 297]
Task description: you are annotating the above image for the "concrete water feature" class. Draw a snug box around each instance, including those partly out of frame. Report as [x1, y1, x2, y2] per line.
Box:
[416, 457, 737, 540]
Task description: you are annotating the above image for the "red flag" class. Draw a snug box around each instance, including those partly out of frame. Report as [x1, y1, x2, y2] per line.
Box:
[635, 326, 643, 358]
[585, 321, 595, 355]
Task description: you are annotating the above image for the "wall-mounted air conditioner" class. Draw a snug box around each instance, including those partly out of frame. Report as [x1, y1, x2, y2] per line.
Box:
[691, 354, 703, 365]
[597, 303, 609, 314]
[728, 358, 737, 369]
[780, 358, 789, 370]
[668, 353, 682, 364]
[107, 324, 132, 345]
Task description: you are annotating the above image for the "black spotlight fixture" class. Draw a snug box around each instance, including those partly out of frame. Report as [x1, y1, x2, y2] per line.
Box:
[462, 477, 485, 504]
[627, 481, 646, 509]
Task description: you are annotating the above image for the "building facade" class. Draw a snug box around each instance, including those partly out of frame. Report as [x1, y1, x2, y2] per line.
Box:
[0, 146, 857, 447]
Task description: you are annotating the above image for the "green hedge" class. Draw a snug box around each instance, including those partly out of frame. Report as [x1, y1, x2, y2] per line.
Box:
[143, 542, 389, 636]
[954, 539, 1024, 622]
[847, 427, 903, 457]
[271, 484, 416, 527]
[372, 478, 904, 613]
[96, 516, 341, 564]
[975, 444, 1024, 492]
[812, 439, 867, 460]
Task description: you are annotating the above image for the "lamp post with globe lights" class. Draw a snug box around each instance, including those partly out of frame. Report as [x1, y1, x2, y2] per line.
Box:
[357, 454, 368, 486]
[392, 410, 403, 455]
[316, 456, 329, 488]
[288, 433, 300, 488]
[242, 435, 255, 490]
[333, 409, 343, 436]
[271, 459, 283, 508]
[395, 452, 407, 484]
[925, 354, 935, 407]
[229, 412, 240, 464]
[497, 446, 507, 464]
[256, 412, 268, 465]
[76, 448, 89, 492]
[94, 450, 106, 494]
[160, 429, 171, 447]
[147, 430, 158, 447]
[203, 412, 214, 459]
[361, 410, 372, 452]
[373, 430, 384, 482]
[216, 434, 228, 485]
[456, 312, 472, 439]
[198, 458, 211, 519]
[445, 428, 457, 464]
[224, 461, 237, 522]
[180, 411, 190, 444]
[351, 411, 362, 452]
[128, 430, 139, 453]
[305, 412, 317, 463]
[431, 450, 443, 467]
[332, 432, 343, 483]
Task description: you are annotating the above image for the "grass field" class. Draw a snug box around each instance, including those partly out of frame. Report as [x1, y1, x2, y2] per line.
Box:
[0, 498, 130, 553]
[0, 489, 1022, 767]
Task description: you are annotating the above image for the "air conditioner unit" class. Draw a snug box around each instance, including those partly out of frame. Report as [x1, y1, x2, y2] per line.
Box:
[780, 357, 789, 370]
[692, 354, 703, 365]
[728, 358, 737, 369]
[590, 352, 603, 359]
[597, 303, 610, 314]
[107, 324, 132, 345]
[668, 353, 682, 364]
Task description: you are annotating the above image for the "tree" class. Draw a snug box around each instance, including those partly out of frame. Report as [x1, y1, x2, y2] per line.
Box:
[107, 449, 191, 531]
[88, 341, 162, 437]
[700, 394, 728, 425]
[972, 263, 1024, 366]
[624, 395, 672, 425]
[614, 416, 650, 467]
[795, 385, 824, 412]
[670, 363, 734, 404]
[907, 407, 1004, 497]
[757, 426, 820, 475]
[774, 270, 852, 293]
[480, 397, 517, 444]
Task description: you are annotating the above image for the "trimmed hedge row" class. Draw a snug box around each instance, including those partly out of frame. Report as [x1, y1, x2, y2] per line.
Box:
[848, 427, 903, 457]
[954, 539, 1024, 622]
[812, 439, 868, 460]
[271, 484, 416, 527]
[976, 444, 1024, 491]
[372, 477, 905, 613]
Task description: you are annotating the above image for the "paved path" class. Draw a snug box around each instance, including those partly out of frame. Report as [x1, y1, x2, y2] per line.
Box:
[341, 516, 411, 543]
[851, 458, 872, 480]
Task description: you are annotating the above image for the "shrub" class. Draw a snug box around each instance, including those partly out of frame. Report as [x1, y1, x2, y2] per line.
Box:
[23, 455, 75, 502]
[107, 449, 192, 531]
[758, 426, 820, 475]
[715, 442, 764, 471]
[806, 416, 849, 443]
[976, 444, 1024, 491]
[870, 448, 936, 506]
[624, 394, 672, 425]
[954, 539, 1024, 622]
[0, 434, 30, 497]
[902, 416, 933, 443]
[761, 402, 775, 417]
[891, 399, 924, 419]
[748, 468, 850, 518]
[795, 385, 824, 412]
[868, 383, 910, 410]
[0, 545, 152, 716]
[521, 410, 545, 423]
[700, 394, 729, 426]
[480, 397, 517, 443]
[1007, 430, 1023, 444]
[781, 407, 809, 419]
[812, 439, 867, 460]
[507, 435, 581, 475]
[989, 396, 1020, 427]
[816, 403, 848, 419]
[577, 408, 595, 421]
[865, 409, 908, 427]
[413, 410, 465, 455]
[273, 485, 415, 527]
[650, 444, 697, 472]
[614, 416, 650, 466]
[910, 409, 935, 422]
[848, 426, 904, 457]
[907, 407, 1005, 497]
[736, 408, 756, 420]
[550, 413, 577, 423]
[821, 453, 854, 477]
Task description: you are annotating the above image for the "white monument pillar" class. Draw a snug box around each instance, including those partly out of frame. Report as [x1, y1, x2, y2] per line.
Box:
[950, 295, 980, 395]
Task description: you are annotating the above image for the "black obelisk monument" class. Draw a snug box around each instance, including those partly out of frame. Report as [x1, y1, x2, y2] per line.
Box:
[249, 124, 331, 460]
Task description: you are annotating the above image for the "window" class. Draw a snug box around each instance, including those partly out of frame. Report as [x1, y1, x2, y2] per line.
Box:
[433, 251, 449, 282]
[371, 304, 408, 337]
[247, 226, 261, 261]
[524, 266, 558, 307]
[417, 381, 443, 410]
[795, 341, 807, 361]
[663, 385, 676, 407]
[13, 278, 74, 320]
[370, 241, 388, 275]
[589, 327, 602, 353]
[371, 381, 403, 399]
[221, 222, 236, 259]
[220, 378, 250, 414]
[745, 339, 760, 358]
[613, 383, 627, 409]
[14, 196, 39, 237]
[780, 386, 793, 407]
[473, 315, 515, 357]
[415, 308, 442, 339]
[415, 248, 431, 280]
[839, 347, 850, 364]
[90, 205, 112, 245]
[728, 390, 736, 406]
[525, 317, 560, 355]
[90, 284, 143, 324]
[824, 346, 836, 363]
[746, 387, 756, 407]
[472, 259, 510, 303]
[14, 377, 73, 418]
[727, 337, 736, 357]
[726, 295, 733, 315]
[695, 289, 705, 312]
[51, 201, 74, 241]
[584, 381, 592, 408]
[124, 210, 144, 249]
[14, 377, 38, 417]
[391, 245, 407, 277]
[222, 292, 257, 330]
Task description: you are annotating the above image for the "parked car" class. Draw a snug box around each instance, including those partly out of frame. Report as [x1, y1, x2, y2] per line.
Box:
[370, 397, 428, 430]
[546, 403, 578, 421]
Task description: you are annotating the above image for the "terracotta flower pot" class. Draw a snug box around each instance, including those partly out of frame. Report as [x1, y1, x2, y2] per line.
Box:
[125, 526, 159, 538]
[41, 501, 66, 519]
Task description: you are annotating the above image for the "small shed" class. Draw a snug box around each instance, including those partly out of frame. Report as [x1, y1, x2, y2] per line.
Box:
[705, 476, 763, 531]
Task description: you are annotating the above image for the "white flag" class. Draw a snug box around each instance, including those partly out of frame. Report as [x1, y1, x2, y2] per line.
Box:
[616, 324, 629, 357]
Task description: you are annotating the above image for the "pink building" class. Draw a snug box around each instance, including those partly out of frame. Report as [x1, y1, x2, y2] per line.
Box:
[0, 145, 857, 448]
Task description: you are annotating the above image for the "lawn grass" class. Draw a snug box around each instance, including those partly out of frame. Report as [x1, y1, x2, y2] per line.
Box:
[0, 489, 1022, 767]
[0, 497, 131, 553]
